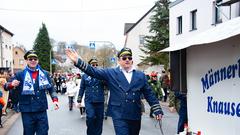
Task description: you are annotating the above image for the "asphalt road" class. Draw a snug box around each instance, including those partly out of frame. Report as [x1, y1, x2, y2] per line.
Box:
[5, 94, 178, 135]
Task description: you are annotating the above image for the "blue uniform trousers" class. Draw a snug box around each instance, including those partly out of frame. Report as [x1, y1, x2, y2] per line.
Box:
[177, 110, 187, 133]
[112, 118, 141, 135]
[21, 111, 49, 135]
[85, 102, 104, 135]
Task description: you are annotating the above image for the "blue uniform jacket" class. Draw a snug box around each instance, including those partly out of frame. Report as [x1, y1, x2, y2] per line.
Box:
[5, 70, 58, 113]
[79, 74, 104, 103]
[75, 59, 163, 120]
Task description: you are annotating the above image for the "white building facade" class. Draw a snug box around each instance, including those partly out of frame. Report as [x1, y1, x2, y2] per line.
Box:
[0, 25, 14, 70]
[170, 0, 240, 47]
[169, 0, 240, 134]
[124, 5, 164, 73]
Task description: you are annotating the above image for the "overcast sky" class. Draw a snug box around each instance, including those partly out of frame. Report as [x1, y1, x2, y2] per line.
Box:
[0, 0, 159, 50]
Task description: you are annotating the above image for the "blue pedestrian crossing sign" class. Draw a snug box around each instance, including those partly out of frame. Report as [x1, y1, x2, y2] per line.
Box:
[89, 42, 96, 49]
[51, 59, 57, 65]
[110, 57, 115, 63]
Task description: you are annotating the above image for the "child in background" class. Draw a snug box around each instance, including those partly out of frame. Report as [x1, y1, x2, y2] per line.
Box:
[61, 80, 67, 95]
[65, 78, 78, 111]
[74, 73, 85, 118]
[79, 94, 85, 118]
[0, 90, 6, 127]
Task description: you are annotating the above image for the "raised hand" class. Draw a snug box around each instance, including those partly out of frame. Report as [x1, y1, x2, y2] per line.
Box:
[65, 49, 80, 63]
[11, 80, 20, 87]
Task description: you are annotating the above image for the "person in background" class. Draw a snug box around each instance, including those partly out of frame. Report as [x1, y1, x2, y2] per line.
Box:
[66, 47, 163, 135]
[74, 73, 85, 117]
[55, 73, 62, 93]
[4, 50, 59, 135]
[175, 91, 188, 134]
[0, 69, 9, 116]
[61, 79, 67, 94]
[77, 58, 105, 135]
[103, 83, 109, 120]
[78, 93, 86, 118]
[65, 78, 78, 111]
[148, 73, 162, 118]
[160, 70, 170, 102]
[0, 90, 5, 128]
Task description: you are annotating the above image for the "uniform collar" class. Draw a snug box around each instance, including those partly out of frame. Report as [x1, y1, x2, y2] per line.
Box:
[119, 66, 135, 73]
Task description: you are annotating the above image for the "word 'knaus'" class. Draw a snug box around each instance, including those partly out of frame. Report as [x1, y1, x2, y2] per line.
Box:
[201, 59, 240, 93]
[207, 96, 240, 117]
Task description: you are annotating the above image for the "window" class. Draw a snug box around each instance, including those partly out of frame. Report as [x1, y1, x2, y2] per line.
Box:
[15, 51, 18, 55]
[239, 2, 240, 16]
[5, 45, 7, 48]
[177, 16, 182, 34]
[19, 59, 24, 65]
[214, 0, 223, 24]
[6, 60, 8, 67]
[190, 10, 197, 30]
[139, 35, 145, 46]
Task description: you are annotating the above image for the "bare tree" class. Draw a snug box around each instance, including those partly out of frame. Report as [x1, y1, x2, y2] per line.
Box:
[95, 45, 116, 68]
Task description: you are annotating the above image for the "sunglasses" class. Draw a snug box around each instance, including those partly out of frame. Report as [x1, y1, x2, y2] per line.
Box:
[28, 58, 38, 61]
[121, 56, 132, 61]
[91, 64, 98, 66]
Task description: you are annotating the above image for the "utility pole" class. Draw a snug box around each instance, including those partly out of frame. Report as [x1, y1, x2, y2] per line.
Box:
[50, 49, 52, 74]
[50, 44, 58, 74]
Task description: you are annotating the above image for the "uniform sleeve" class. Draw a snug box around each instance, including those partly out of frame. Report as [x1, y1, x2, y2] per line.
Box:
[46, 72, 58, 102]
[142, 75, 164, 115]
[74, 58, 108, 81]
[78, 75, 86, 98]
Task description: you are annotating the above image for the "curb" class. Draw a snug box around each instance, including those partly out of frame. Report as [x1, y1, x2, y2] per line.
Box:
[0, 111, 21, 135]
[2, 109, 16, 124]
[0, 109, 20, 135]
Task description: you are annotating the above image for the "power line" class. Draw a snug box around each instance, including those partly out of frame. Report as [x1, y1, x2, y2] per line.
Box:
[0, 5, 152, 13]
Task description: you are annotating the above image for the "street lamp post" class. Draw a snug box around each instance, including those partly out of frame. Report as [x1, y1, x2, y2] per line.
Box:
[49, 44, 57, 74]
[50, 49, 52, 74]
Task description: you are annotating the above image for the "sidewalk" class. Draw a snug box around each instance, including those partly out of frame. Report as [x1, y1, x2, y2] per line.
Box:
[2, 109, 16, 124]
[160, 101, 170, 107]
[0, 108, 20, 135]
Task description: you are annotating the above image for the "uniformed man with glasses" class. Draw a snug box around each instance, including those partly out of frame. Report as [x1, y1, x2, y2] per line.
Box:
[66, 47, 163, 135]
[4, 50, 59, 135]
[77, 57, 105, 135]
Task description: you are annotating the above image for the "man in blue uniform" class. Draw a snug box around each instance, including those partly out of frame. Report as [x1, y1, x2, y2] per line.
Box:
[5, 50, 59, 135]
[66, 47, 163, 135]
[77, 57, 104, 135]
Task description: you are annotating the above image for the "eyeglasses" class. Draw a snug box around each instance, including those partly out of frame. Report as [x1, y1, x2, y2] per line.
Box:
[28, 58, 38, 61]
[121, 56, 132, 61]
[91, 64, 98, 66]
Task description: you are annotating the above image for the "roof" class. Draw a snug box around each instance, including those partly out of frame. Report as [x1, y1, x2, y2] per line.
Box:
[123, 23, 135, 35]
[161, 17, 240, 52]
[0, 25, 14, 36]
[219, 0, 240, 6]
[169, 0, 184, 8]
[124, 4, 156, 35]
[14, 46, 26, 53]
